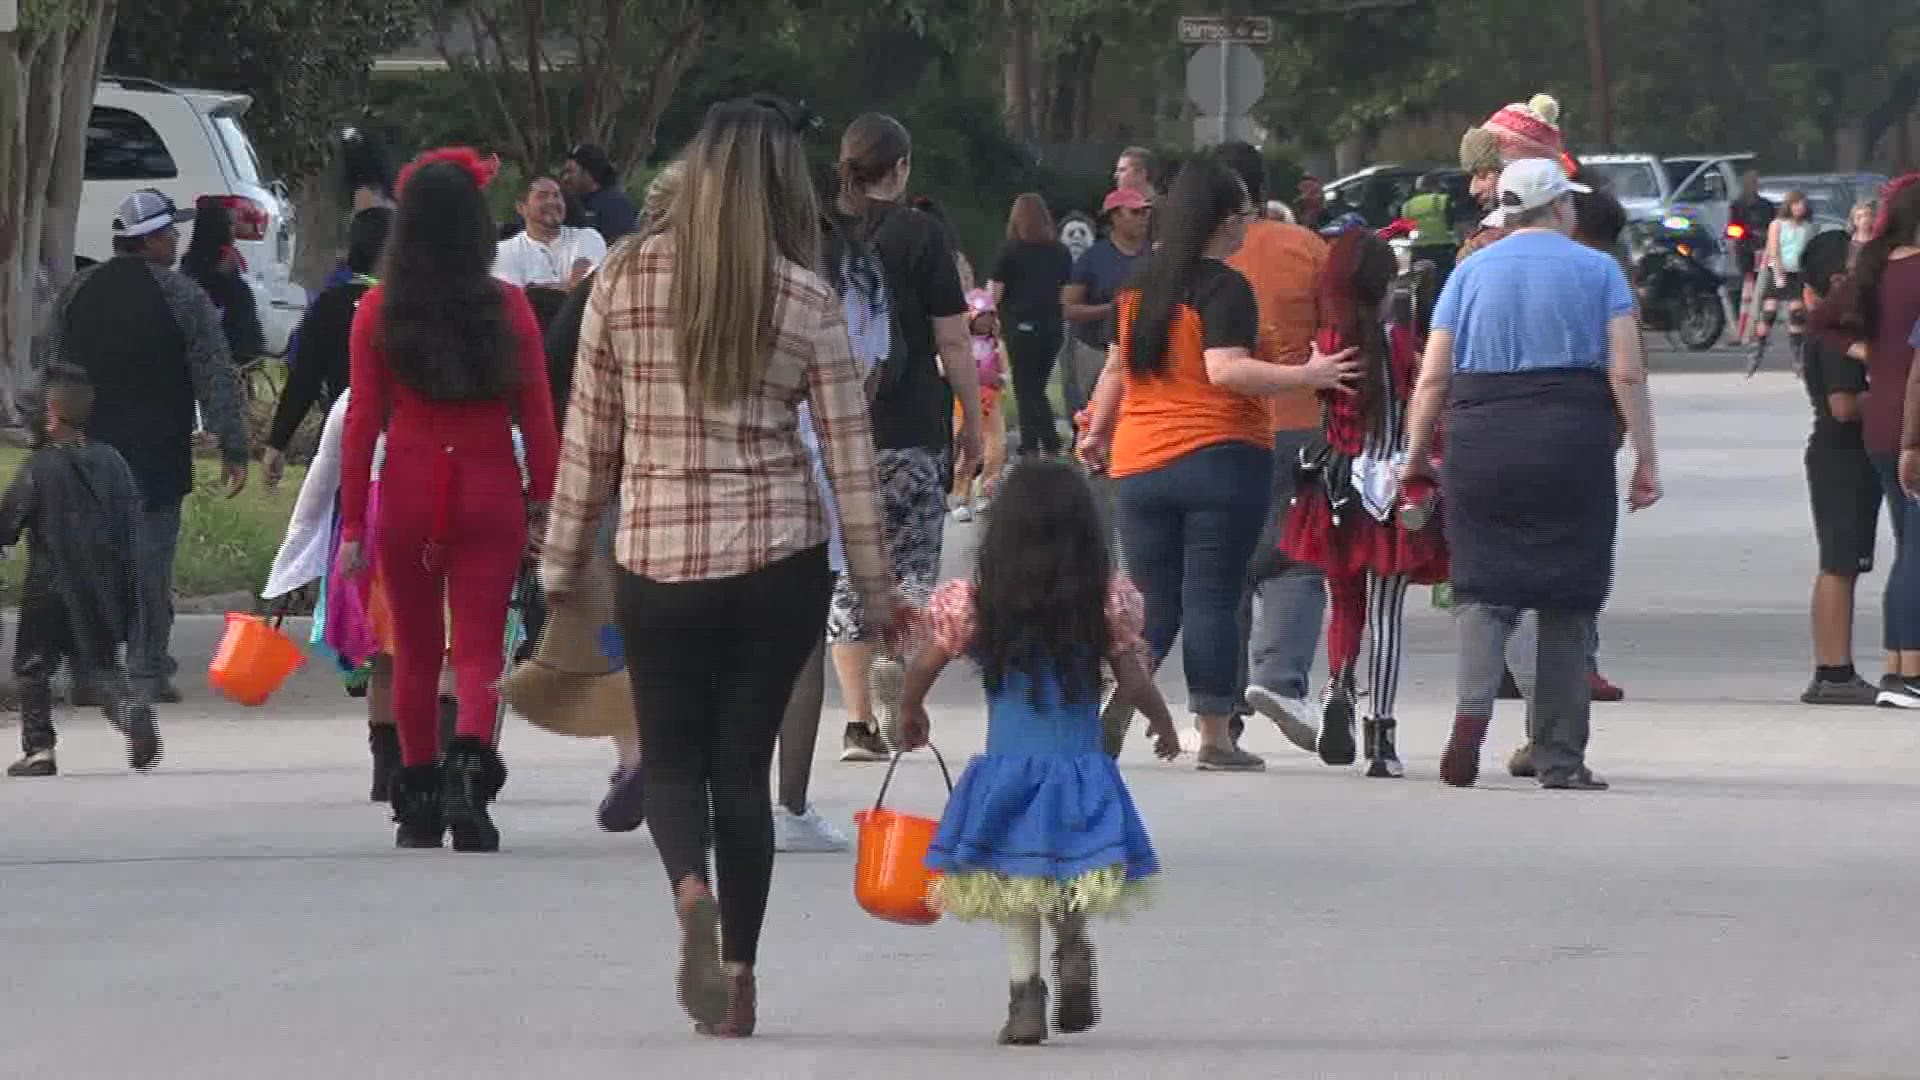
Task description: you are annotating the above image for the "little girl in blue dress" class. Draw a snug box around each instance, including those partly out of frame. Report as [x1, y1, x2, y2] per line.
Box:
[900, 460, 1181, 1047]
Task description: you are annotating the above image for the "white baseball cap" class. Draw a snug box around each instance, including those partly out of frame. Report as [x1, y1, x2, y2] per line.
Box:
[111, 189, 193, 239]
[1484, 158, 1590, 228]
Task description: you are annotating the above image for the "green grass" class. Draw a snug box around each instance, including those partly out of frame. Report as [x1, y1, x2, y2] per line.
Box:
[0, 447, 305, 599]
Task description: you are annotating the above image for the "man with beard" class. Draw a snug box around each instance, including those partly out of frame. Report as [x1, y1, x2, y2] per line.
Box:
[493, 175, 607, 330]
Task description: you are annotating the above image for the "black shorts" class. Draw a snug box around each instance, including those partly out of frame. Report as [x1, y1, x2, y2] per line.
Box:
[1807, 443, 1879, 575]
[1768, 271, 1806, 302]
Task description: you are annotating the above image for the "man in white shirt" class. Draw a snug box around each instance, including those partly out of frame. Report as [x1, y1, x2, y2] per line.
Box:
[493, 176, 607, 295]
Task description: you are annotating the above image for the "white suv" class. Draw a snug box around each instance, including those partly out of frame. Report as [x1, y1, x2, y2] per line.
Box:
[77, 76, 303, 355]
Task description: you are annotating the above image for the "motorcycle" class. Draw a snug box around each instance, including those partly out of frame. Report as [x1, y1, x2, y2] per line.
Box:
[1624, 215, 1727, 352]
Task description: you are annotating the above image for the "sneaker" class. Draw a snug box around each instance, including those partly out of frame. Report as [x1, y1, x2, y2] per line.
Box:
[951, 503, 974, 523]
[1540, 767, 1610, 791]
[150, 678, 183, 706]
[1801, 676, 1880, 707]
[1588, 671, 1625, 702]
[773, 804, 850, 852]
[1875, 675, 1920, 709]
[1244, 685, 1318, 754]
[839, 721, 889, 762]
[6, 749, 55, 777]
[1195, 743, 1266, 772]
[868, 657, 906, 752]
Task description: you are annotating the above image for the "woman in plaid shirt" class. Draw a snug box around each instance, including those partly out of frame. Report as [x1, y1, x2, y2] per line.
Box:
[540, 97, 901, 1039]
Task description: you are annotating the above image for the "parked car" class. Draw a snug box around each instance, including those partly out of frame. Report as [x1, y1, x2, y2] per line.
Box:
[1577, 153, 1753, 279]
[78, 76, 302, 356]
[1758, 172, 1888, 236]
[1323, 163, 1477, 233]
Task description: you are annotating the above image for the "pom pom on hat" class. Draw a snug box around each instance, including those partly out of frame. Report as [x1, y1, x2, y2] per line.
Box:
[1528, 93, 1561, 127]
[1475, 92, 1566, 168]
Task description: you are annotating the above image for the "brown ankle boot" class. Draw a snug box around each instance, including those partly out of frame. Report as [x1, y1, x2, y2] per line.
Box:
[1439, 715, 1489, 788]
[999, 977, 1048, 1045]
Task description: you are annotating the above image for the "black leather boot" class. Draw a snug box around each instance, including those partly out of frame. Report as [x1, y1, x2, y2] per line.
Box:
[368, 724, 401, 802]
[1318, 670, 1357, 766]
[441, 738, 506, 853]
[1363, 717, 1405, 779]
[390, 764, 445, 849]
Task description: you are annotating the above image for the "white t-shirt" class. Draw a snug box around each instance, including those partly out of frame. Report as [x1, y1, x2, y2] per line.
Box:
[492, 227, 608, 289]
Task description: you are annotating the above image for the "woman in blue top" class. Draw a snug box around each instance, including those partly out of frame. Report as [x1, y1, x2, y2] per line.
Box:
[900, 459, 1180, 1047]
[1401, 159, 1662, 792]
[1749, 190, 1817, 371]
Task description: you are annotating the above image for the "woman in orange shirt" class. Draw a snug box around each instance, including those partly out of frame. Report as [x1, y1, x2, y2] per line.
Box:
[1081, 155, 1357, 771]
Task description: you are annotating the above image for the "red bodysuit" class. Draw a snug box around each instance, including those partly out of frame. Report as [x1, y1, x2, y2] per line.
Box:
[342, 284, 558, 766]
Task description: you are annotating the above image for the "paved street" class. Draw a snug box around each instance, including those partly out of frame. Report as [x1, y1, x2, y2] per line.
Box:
[6, 355, 1920, 1078]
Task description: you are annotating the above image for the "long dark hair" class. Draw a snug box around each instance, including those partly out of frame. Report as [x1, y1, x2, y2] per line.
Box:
[972, 460, 1114, 708]
[1855, 176, 1920, 338]
[1123, 154, 1247, 377]
[379, 160, 517, 401]
[180, 197, 234, 282]
[1320, 231, 1397, 431]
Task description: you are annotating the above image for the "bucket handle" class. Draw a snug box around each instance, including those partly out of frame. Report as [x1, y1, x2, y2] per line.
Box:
[870, 745, 953, 814]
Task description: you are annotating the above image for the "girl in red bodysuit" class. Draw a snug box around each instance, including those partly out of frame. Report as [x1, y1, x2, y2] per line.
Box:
[338, 148, 558, 852]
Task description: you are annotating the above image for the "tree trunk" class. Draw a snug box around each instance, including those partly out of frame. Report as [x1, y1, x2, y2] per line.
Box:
[1003, 0, 1033, 142]
[1333, 130, 1377, 177]
[0, 0, 116, 414]
[1833, 122, 1867, 172]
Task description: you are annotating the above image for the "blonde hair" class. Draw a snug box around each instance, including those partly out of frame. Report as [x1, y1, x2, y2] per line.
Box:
[657, 101, 820, 407]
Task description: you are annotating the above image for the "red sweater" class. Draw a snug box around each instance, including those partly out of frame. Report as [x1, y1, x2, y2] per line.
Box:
[339, 283, 559, 543]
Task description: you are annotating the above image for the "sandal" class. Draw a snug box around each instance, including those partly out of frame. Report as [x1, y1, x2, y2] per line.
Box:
[694, 970, 756, 1038]
[676, 894, 729, 1027]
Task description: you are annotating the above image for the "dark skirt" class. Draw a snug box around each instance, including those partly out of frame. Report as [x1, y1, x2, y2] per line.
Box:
[1442, 368, 1618, 612]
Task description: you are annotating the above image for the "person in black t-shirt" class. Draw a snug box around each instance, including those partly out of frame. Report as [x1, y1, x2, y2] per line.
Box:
[989, 194, 1074, 455]
[1798, 228, 1880, 705]
[826, 113, 982, 764]
[1730, 171, 1777, 334]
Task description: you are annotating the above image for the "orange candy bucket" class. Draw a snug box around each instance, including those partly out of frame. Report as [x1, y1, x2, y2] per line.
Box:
[208, 612, 307, 706]
[853, 746, 954, 926]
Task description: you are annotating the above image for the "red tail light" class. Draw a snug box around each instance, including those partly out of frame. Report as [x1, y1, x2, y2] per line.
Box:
[1725, 222, 1747, 241]
[202, 194, 270, 242]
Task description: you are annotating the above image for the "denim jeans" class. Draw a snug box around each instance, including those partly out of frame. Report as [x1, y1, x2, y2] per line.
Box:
[1240, 429, 1326, 701]
[1872, 455, 1920, 651]
[129, 499, 183, 687]
[1116, 441, 1273, 716]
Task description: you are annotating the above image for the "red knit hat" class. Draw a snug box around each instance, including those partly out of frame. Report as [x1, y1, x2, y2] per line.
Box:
[1460, 93, 1563, 173]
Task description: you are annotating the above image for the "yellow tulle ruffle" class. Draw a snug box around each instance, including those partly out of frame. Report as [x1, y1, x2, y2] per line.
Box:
[928, 866, 1154, 922]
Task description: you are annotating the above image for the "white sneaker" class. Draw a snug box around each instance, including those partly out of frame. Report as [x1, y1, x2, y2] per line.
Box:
[951, 503, 974, 523]
[1245, 685, 1318, 754]
[774, 804, 850, 852]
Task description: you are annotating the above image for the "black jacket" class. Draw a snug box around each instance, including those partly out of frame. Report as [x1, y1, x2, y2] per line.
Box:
[0, 439, 142, 646]
[269, 278, 366, 451]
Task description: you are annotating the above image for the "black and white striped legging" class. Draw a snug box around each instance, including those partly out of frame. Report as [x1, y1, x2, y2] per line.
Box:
[1327, 572, 1411, 718]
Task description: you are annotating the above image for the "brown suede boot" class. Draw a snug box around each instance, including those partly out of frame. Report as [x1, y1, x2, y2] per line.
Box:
[999, 977, 1048, 1046]
[1439, 715, 1490, 788]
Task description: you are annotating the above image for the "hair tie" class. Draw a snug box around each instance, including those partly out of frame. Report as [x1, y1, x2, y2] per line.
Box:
[397, 146, 500, 196]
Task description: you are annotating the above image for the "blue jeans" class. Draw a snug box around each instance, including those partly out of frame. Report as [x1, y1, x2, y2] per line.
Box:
[130, 500, 183, 686]
[1872, 456, 1920, 651]
[1240, 429, 1326, 700]
[1116, 441, 1273, 716]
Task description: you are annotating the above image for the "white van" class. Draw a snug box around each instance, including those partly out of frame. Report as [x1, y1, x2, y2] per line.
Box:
[77, 76, 303, 355]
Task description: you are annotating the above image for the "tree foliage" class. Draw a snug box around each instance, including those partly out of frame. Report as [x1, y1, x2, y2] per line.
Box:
[108, 0, 435, 184]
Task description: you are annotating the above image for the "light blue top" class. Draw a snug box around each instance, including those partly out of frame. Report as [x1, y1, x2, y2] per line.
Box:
[1778, 221, 1813, 273]
[1432, 230, 1635, 374]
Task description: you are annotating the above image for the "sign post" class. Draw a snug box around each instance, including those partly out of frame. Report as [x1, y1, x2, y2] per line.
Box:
[1181, 16, 1273, 147]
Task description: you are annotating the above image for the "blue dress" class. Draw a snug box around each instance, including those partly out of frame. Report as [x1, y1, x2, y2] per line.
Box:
[922, 579, 1160, 922]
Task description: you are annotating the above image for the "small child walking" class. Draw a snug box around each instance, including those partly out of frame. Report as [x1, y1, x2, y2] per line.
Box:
[900, 459, 1180, 1046]
[1, 364, 159, 775]
[951, 287, 1010, 521]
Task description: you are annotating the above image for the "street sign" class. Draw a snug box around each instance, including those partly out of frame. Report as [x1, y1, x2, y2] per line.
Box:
[1178, 15, 1275, 45]
[1186, 42, 1265, 115]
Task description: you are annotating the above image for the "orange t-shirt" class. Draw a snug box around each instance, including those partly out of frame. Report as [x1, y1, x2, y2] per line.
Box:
[1228, 220, 1328, 432]
[1110, 259, 1272, 479]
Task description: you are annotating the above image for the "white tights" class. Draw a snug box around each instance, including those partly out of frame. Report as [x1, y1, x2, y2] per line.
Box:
[1005, 913, 1089, 980]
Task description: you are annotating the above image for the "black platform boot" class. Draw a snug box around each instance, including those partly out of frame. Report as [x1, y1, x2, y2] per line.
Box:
[368, 724, 401, 802]
[1318, 670, 1357, 766]
[8, 678, 56, 777]
[390, 764, 445, 849]
[1363, 717, 1405, 779]
[441, 737, 507, 853]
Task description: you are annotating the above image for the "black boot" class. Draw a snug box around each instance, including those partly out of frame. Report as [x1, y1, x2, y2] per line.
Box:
[14, 678, 56, 776]
[441, 737, 506, 853]
[390, 764, 445, 849]
[1318, 671, 1357, 766]
[1363, 717, 1404, 779]
[368, 724, 401, 802]
[999, 977, 1048, 1046]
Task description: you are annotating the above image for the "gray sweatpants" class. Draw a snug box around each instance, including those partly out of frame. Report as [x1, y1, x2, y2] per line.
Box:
[1455, 603, 1592, 784]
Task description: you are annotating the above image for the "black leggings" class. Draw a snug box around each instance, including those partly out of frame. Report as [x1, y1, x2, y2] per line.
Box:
[1006, 320, 1063, 455]
[617, 546, 831, 966]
